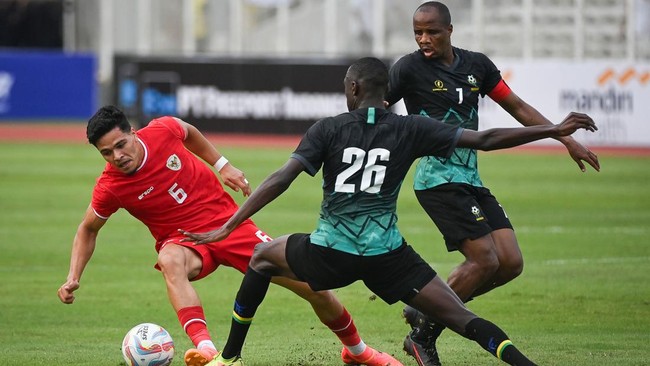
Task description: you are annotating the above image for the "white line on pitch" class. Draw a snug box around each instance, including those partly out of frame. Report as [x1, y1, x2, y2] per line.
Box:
[517, 226, 648, 235]
[541, 257, 650, 265]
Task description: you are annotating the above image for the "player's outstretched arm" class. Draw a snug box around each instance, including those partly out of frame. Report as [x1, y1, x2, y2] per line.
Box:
[181, 158, 305, 245]
[497, 92, 600, 172]
[57, 206, 106, 304]
[458, 112, 597, 151]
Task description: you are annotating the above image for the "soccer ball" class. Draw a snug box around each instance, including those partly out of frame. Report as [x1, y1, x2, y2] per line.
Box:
[121, 323, 175, 366]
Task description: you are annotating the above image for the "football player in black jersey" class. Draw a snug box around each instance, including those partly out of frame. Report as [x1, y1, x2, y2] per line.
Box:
[182, 57, 597, 366]
[386, 2, 601, 365]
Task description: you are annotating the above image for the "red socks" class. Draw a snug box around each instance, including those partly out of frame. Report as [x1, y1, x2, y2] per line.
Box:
[324, 308, 364, 352]
[177, 306, 211, 347]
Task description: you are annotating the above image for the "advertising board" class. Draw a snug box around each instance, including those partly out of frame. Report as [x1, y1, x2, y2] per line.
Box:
[114, 56, 354, 134]
[0, 52, 96, 120]
[478, 61, 650, 147]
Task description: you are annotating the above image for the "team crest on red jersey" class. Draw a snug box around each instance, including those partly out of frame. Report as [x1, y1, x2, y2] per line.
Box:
[166, 154, 182, 171]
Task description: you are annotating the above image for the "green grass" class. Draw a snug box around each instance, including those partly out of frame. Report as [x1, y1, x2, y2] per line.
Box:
[0, 141, 648, 365]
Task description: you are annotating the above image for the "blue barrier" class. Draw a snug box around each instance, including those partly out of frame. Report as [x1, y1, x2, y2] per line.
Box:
[0, 51, 96, 120]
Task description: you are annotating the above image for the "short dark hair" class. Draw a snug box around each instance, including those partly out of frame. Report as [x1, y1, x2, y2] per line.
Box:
[348, 57, 389, 96]
[86, 105, 131, 145]
[416, 1, 452, 26]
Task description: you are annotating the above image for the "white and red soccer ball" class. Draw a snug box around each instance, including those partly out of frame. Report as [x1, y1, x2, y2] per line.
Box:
[121, 323, 175, 366]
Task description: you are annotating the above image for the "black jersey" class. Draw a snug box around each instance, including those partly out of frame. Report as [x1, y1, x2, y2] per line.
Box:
[387, 47, 502, 189]
[291, 107, 462, 256]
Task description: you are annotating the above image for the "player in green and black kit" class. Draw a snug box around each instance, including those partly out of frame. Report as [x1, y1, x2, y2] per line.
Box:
[181, 57, 597, 366]
[386, 2, 601, 365]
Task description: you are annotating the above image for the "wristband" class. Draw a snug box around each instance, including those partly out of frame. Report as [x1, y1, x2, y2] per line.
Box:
[214, 156, 229, 171]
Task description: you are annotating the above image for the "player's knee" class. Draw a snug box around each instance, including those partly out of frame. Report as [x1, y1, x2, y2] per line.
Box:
[499, 256, 524, 282]
[156, 248, 184, 274]
[461, 239, 499, 274]
[469, 249, 500, 276]
[249, 242, 276, 274]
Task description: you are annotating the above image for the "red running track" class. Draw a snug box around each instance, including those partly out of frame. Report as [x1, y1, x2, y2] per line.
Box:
[1, 123, 649, 156]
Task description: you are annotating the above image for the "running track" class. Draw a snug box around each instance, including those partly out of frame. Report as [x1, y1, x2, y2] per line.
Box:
[1, 123, 649, 156]
[0, 123, 301, 149]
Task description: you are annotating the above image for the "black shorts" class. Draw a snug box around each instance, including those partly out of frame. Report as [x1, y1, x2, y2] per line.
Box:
[285, 233, 437, 304]
[415, 183, 513, 251]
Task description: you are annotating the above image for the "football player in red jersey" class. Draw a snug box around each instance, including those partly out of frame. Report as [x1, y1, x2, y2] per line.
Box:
[57, 106, 402, 366]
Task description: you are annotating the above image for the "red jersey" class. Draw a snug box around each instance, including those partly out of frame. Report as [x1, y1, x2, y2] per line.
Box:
[91, 117, 239, 251]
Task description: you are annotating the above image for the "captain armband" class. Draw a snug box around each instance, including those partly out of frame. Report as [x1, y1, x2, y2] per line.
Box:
[487, 79, 512, 102]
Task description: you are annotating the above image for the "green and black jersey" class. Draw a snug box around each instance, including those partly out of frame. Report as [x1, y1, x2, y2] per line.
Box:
[291, 107, 462, 256]
[387, 47, 503, 189]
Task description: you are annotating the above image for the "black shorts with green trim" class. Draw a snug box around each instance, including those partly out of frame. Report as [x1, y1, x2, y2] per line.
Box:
[285, 233, 436, 304]
[415, 183, 513, 251]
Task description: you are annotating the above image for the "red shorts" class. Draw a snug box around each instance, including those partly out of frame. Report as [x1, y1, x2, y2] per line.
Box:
[156, 220, 272, 281]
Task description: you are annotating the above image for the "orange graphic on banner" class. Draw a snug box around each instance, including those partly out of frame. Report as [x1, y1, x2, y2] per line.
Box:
[640, 72, 649, 85]
[502, 70, 513, 82]
[598, 68, 649, 86]
[597, 69, 615, 85]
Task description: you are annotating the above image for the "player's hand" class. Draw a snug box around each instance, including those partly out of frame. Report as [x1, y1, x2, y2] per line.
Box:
[57, 279, 80, 304]
[563, 138, 600, 172]
[218, 164, 252, 197]
[179, 227, 230, 245]
[556, 112, 597, 136]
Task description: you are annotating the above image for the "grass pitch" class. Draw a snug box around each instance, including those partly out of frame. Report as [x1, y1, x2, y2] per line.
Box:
[0, 141, 648, 365]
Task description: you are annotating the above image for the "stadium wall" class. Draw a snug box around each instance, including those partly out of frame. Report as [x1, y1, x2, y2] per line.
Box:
[115, 55, 649, 148]
[1, 52, 648, 149]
